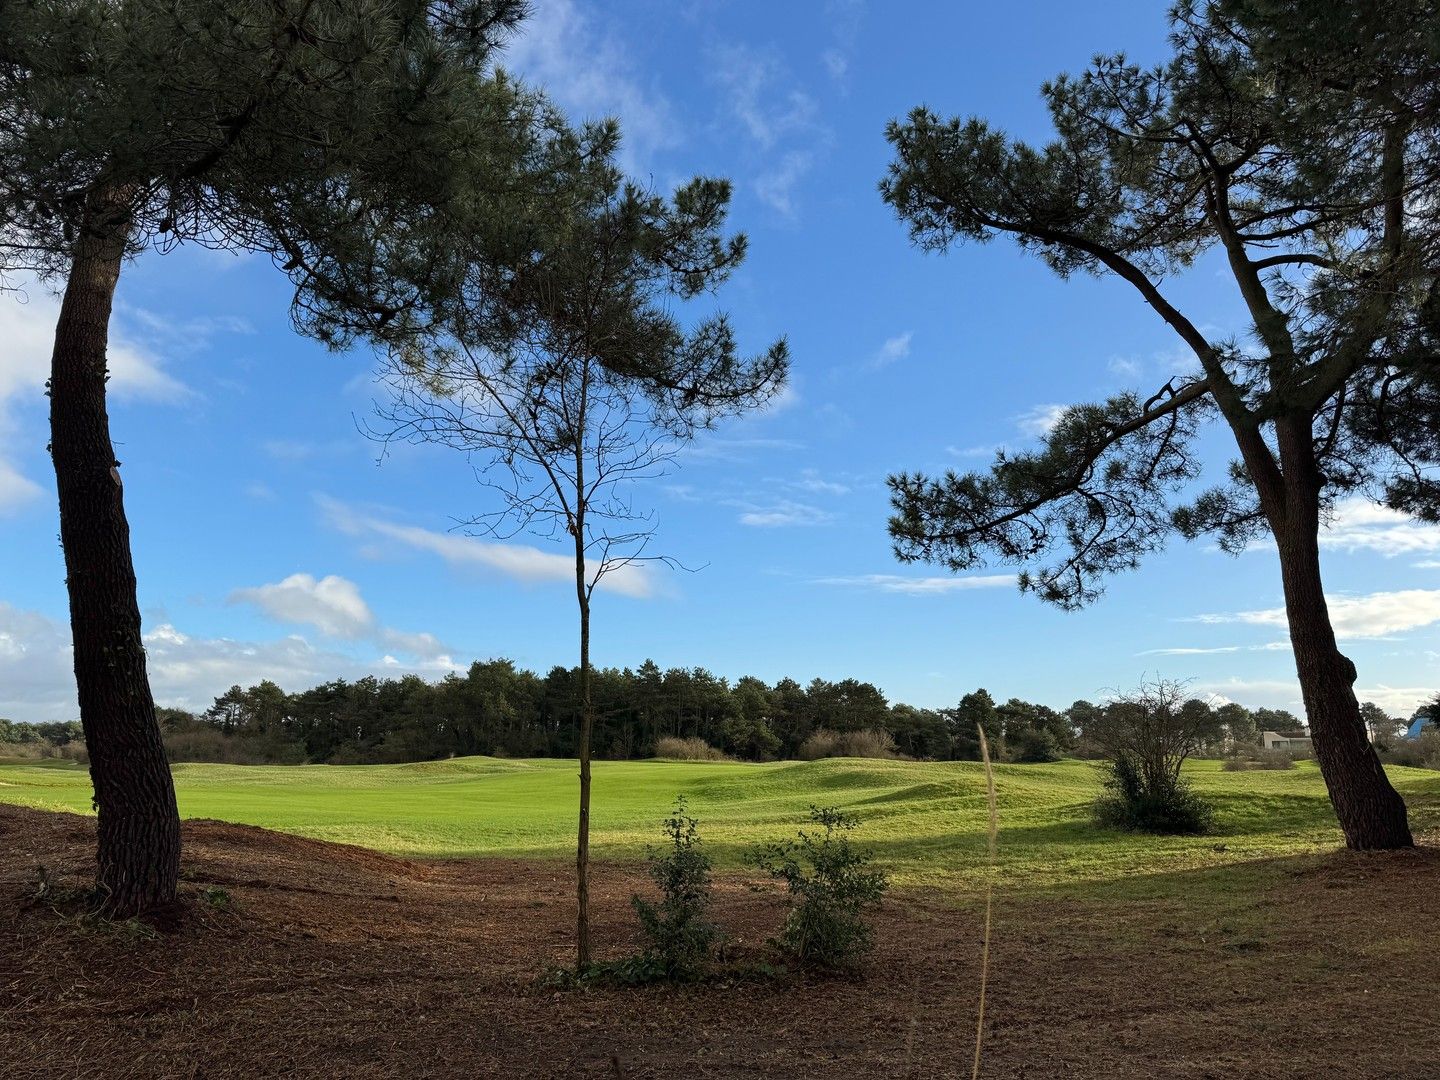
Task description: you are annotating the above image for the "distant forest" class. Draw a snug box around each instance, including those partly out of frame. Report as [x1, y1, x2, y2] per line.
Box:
[5, 660, 1319, 767]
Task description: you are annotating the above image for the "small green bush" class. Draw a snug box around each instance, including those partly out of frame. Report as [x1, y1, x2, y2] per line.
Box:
[628, 797, 720, 981]
[752, 805, 888, 971]
[1093, 756, 1214, 834]
[200, 886, 233, 909]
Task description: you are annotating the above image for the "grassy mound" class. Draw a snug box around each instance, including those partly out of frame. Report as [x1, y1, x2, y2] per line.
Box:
[1, 755, 1436, 893]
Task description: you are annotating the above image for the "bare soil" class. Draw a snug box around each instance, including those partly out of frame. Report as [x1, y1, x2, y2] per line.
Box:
[2, 804, 1437, 1079]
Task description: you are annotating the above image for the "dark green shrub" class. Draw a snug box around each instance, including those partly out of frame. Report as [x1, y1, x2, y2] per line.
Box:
[752, 806, 888, 971]
[1009, 726, 1061, 763]
[1093, 756, 1214, 835]
[628, 797, 720, 981]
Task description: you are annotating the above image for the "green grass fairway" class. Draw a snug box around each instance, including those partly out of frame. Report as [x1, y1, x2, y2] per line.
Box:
[2, 756, 1436, 892]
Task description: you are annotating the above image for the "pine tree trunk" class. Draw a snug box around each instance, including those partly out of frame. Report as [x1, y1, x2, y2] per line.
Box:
[575, 595, 593, 968]
[49, 192, 182, 916]
[1274, 509, 1412, 850]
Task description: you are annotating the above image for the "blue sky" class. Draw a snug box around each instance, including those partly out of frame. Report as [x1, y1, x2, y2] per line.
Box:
[2, 0, 1437, 722]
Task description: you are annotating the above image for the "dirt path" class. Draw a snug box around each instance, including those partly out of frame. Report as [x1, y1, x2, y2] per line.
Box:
[2, 804, 1436, 1079]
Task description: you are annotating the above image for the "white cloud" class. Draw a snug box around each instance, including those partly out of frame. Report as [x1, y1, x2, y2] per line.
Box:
[1194, 589, 1440, 640]
[1355, 684, 1439, 716]
[733, 498, 834, 528]
[710, 44, 817, 148]
[820, 0, 864, 86]
[0, 602, 466, 722]
[1107, 355, 1144, 379]
[231, 572, 455, 662]
[1139, 641, 1291, 656]
[115, 304, 252, 348]
[754, 149, 814, 218]
[0, 603, 78, 719]
[141, 623, 460, 714]
[231, 573, 376, 640]
[946, 444, 996, 460]
[0, 283, 192, 515]
[0, 287, 190, 406]
[1320, 498, 1440, 558]
[320, 496, 657, 599]
[1141, 645, 1244, 656]
[1190, 675, 1433, 718]
[812, 573, 1016, 595]
[377, 629, 453, 662]
[0, 458, 42, 513]
[790, 468, 850, 496]
[502, 0, 678, 177]
[1189, 677, 1303, 712]
[680, 436, 805, 463]
[1016, 403, 1066, 438]
[709, 43, 827, 217]
[868, 331, 913, 370]
[260, 438, 357, 462]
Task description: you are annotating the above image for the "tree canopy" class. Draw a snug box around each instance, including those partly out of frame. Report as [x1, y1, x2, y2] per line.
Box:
[882, 0, 1439, 606]
[878, 0, 1434, 848]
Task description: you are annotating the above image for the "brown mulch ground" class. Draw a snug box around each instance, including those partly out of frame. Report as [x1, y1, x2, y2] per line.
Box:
[2, 804, 1437, 1079]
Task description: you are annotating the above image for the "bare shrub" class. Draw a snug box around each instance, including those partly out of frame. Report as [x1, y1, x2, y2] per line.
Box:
[797, 729, 842, 760]
[0, 742, 49, 761]
[55, 740, 88, 765]
[653, 736, 729, 762]
[844, 729, 898, 759]
[1379, 730, 1440, 770]
[1222, 747, 1295, 772]
[798, 728, 897, 760]
[0, 740, 88, 764]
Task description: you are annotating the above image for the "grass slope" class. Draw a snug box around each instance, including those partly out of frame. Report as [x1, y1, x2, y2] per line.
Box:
[2, 756, 1436, 891]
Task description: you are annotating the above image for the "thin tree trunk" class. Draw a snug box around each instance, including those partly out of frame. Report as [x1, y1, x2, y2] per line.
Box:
[574, 533, 593, 969]
[49, 191, 182, 916]
[1275, 519, 1412, 849]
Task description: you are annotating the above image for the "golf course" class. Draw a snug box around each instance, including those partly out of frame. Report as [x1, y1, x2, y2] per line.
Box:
[5, 755, 1440, 1077]
[5, 755, 1438, 893]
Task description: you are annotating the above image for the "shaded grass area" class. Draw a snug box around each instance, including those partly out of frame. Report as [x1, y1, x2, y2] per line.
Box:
[2, 755, 1436, 894]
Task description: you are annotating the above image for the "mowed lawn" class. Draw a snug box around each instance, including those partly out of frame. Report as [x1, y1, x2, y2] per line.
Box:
[2, 755, 1438, 891]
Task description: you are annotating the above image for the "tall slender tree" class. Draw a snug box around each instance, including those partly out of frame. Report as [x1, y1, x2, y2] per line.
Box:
[880, 0, 1439, 848]
[0, 0, 614, 915]
[376, 171, 787, 968]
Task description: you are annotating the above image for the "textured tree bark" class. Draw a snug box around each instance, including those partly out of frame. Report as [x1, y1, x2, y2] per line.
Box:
[1264, 422, 1411, 849]
[49, 193, 182, 916]
[1274, 519, 1413, 849]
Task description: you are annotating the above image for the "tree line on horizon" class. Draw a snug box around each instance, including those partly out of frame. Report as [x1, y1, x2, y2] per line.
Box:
[4, 661, 1345, 767]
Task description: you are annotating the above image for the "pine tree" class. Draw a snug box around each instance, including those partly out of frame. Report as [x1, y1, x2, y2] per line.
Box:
[0, 0, 613, 914]
[881, 0, 1439, 848]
